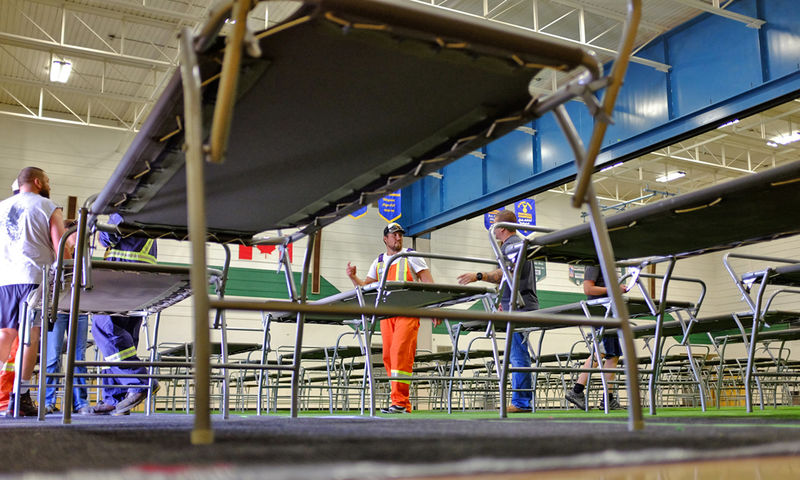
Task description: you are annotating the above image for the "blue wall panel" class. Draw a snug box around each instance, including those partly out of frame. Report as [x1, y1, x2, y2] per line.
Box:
[761, 0, 800, 80]
[669, 0, 763, 118]
[402, 0, 800, 236]
[485, 127, 535, 191]
[441, 154, 483, 211]
[604, 40, 670, 151]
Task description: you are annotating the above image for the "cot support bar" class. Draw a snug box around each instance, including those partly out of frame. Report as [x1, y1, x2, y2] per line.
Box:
[62, 206, 89, 425]
[290, 233, 315, 417]
[571, 0, 642, 208]
[179, 27, 214, 445]
[553, 103, 643, 431]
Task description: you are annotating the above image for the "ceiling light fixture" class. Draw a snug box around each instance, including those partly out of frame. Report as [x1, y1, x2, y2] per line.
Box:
[655, 170, 686, 183]
[769, 132, 800, 146]
[718, 119, 739, 129]
[600, 162, 623, 172]
[50, 58, 72, 83]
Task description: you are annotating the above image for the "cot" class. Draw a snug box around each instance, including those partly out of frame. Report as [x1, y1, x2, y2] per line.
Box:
[61, 0, 643, 442]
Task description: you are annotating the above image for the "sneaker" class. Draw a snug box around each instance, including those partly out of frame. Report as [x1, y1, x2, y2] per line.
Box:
[507, 404, 532, 413]
[45, 404, 60, 415]
[565, 389, 586, 410]
[380, 405, 410, 414]
[88, 401, 116, 415]
[599, 394, 623, 411]
[6, 392, 38, 417]
[74, 405, 93, 415]
[112, 381, 160, 416]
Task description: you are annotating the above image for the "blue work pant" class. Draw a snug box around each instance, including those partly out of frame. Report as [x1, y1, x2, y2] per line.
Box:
[45, 313, 89, 410]
[510, 331, 532, 409]
[92, 315, 147, 405]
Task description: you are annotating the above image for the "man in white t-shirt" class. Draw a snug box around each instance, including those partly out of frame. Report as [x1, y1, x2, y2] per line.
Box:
[0, 167, 72, 416]
[346, 222, 435, 413]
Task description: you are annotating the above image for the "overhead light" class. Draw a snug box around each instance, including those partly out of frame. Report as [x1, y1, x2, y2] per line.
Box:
[717, 119, 739, 129]
[655, 170, 686, 183]
[600, 162, 623, 172]
[769, 132, 800, 146]
[50, 58, 72, 83]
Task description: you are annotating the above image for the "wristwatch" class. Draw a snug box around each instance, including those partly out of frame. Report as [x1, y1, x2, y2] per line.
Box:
[476, 272, 483, 281]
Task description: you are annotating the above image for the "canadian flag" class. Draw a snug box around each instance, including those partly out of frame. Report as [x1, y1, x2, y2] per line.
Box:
[238, 244, 293, 263]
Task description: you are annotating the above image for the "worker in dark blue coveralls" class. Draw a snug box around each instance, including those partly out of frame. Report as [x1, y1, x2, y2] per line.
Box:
[89, 213, 159, 416]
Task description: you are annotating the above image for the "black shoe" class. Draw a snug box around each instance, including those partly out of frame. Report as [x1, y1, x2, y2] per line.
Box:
[6, 392, 38, 417]
[599, 394, 623, 410]
[380, 405, 409, 414]
[565, 389, 586, 410]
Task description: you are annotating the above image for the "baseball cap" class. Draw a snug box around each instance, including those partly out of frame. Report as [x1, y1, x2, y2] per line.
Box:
[383, 222, 405, 236]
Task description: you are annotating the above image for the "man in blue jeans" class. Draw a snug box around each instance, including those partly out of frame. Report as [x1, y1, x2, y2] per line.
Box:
[458, 210, 539, 413]
[44, 312, 91, 415]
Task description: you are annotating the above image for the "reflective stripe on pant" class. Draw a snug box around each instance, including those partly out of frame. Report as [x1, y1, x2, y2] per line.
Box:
[92, 314, 147, 405]
[0, 337, 18, 410]
[381, 316, 419, 412]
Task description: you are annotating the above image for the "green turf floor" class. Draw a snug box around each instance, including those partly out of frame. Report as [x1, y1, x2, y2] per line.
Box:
[215, 405, 800, 421]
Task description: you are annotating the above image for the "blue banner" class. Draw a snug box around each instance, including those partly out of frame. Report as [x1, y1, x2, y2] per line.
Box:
[378, 191, 401, 223]
[350, 206, 368, 219]
[483, 209, 500, 230]
[514, 199, 535, 236]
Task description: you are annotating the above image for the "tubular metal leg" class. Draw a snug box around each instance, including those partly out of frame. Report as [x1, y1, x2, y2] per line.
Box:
[179, 27, 213, 445]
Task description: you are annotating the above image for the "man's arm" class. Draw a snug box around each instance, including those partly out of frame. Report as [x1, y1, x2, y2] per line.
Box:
[49, 208, 73, 258]
[457, 268, 503, 285]
[346, 262, 377, 287]
[583, 279, 607, 297]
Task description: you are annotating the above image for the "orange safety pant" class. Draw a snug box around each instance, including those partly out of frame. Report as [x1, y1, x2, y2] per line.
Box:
[0, 337, 20, 411]
[381, 316, 419, 412]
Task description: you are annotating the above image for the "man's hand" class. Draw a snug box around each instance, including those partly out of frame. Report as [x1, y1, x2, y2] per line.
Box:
[346, 262, 357, 278]
[457, 272, 476, 285]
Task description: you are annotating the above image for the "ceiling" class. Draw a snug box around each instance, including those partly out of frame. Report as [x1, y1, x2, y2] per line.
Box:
[0, 0, 793, 207]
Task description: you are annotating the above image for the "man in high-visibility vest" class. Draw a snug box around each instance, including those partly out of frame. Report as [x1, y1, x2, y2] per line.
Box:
[89, 213, 158, 416]
[346, 222, 435, 413]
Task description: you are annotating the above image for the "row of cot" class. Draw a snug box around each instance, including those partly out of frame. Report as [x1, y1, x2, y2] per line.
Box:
[27, 0, 800, 445]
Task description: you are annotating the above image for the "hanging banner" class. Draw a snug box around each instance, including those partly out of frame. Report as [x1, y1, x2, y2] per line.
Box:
[350, 206, 368, 219]
[514, 199, 535, 236]
[483, 209, 500, 230]
[378, 191, 401, 223]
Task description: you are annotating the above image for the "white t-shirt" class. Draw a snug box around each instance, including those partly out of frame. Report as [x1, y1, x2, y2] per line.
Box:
[367, 248, 429, 283]
[0, 192, 59, 286]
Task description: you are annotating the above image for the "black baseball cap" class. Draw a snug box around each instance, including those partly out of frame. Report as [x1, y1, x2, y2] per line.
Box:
[383, 222, 405, 236]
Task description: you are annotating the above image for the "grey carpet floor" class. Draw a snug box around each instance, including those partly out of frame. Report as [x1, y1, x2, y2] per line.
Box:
[2, 413, 800, 478]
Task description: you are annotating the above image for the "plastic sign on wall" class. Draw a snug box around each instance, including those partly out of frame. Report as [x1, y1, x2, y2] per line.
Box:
[569, 264, 626, 287]
[350, 206, 368, 219]
[378, 191, 401, 223]
[238, 244, 293, 263]
[514, 199, 535, 236]
[483, 209, 500, 230]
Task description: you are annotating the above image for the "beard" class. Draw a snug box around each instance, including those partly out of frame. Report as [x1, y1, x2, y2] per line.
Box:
[39, 188, 50, 198]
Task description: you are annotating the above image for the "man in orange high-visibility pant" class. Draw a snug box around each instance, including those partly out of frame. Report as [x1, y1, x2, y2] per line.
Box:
[0, 338, 19, 413]
[346, 222, 435, 413]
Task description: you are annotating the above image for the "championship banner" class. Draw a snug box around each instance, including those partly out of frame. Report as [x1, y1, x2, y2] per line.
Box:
[378, 191, 401, 223]
[483, 209, 500, 230]
[514, 199, 535, 236]
[350, 206, 368, 219]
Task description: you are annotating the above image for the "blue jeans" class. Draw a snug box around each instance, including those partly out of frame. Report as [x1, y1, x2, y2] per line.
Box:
[510, 331, 532, 409]
[45, 313, 89, 410]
